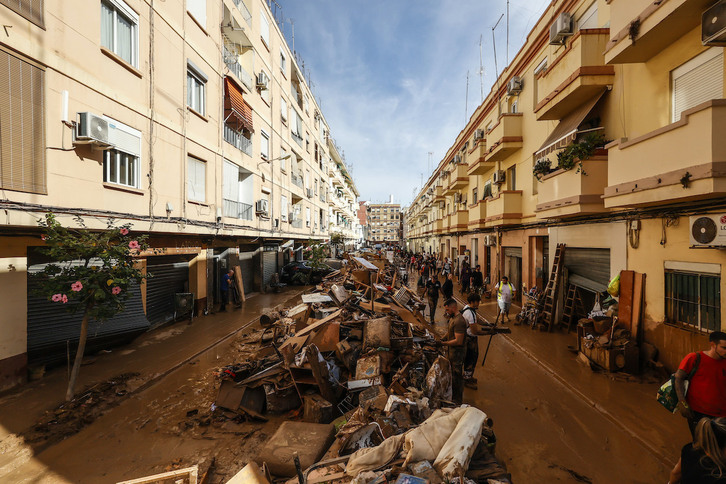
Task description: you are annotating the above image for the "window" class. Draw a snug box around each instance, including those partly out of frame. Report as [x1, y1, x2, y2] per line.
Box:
[187, 156, 206, 202]
[260, 11, 270, 46]
[104, 150, 139, 188]
[304, 94, 310, 114]
[483, 181, 493, 198]
[672, 49, 723, 122]
[281, 195, 289, 221]
[280, 48, 287, 73]
[260, 130, 269, 160]
[187, 61, 207, 115]
[280, 97, 288, 124]
[577, 2, 598, 30]
[101, 0, 138, 67]
[507, 165, 517, 191]
[260, 69, 271, 104]
[187, 0, 206, 29]
[665, 268, 720, 332]
[306, 207, 311, 227]
[0, 48, 46, 194]
[1, 0, 44, 26]
[280, 147, 287, 171]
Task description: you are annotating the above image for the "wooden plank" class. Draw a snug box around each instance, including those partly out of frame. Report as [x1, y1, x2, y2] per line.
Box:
[352, 257, 379, 271]
[233, 265, 246, 302]
[632, 272, 646, 345]
[296, 309, 343, 337]
[116, 466, 198, 484]
[618, 270, 635, 332]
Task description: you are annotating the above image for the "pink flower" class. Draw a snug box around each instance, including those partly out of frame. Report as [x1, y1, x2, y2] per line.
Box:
[71, 281, 83, 292]
[41, 235, 47, 241]
[62, 295, 68, 304]
[128, 240, 140, 250]
[51, 294, 62, 302]
[112, 286, 122, 295]
[119, 228, 129, 236]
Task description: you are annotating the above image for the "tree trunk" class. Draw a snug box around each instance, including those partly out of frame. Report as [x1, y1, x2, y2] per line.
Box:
[66, 309, 90, 401]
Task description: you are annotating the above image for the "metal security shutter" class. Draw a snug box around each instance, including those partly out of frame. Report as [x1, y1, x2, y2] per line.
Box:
[239, 251, 255, 294]
[27, 263, 148, 367]
[146, 257, 189, 325]
[564, 248, 610, 293]
[0, 47, 46, 193]
[262, 248, 278, 289]
[672, 49, 723, 122]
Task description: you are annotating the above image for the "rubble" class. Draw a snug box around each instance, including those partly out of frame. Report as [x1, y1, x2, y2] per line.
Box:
[198, 252, 510, 483]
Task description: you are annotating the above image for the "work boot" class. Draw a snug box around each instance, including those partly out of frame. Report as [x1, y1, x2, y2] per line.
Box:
[464, 380, 478, 389]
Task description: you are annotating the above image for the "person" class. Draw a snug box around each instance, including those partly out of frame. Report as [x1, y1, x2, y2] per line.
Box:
[440, 298, 467, 404]
[220, 269, 233, 311]
[669, 417, 726, 484]
[425, 275, 442, 324]
[442, 273, 454, 301]
[443, 258, 451, 277]
[494, 275, 516, 324]
[461, 293, 491, 388]
[471, 265, 484, 294]
[675, 331, 726, 437]
[460, 261, 471, 294]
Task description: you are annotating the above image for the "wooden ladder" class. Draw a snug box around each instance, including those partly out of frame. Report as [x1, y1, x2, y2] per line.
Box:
[562, 284, 584, 332]
[537, 243, 566, 331]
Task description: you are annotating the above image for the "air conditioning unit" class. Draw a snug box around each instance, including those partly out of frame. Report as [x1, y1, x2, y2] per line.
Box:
[306, 188, 313, 198]
[493, 170, 506, 184]
[702, 0, 726, 45]
[256, 72, 269, 90]
[690, 214, 726, 247]
[549, 12, 574, 45]
[453, 154, 463, 164]
[75, 112, 110, 145]
[507, 76, 523, 95]
[255, 199, 269, 215]
[484, 234, 497, 247]
[474, 129, 485, 141]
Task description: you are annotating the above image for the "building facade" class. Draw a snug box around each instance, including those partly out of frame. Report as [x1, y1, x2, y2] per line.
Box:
[367, 202, 402, 245]
[327, 139, 360, 249]
[0, 0, 357, 390]
[405, 0, 726, 371]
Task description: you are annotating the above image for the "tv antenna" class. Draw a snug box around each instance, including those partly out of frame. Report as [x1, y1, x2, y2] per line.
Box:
[465, 70, 470, 124]
[479, 35, 485, 103]
[492, 13, 504, 116]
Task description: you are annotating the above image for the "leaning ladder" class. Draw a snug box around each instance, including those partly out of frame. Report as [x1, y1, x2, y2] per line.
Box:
[537, 243, 566, 331]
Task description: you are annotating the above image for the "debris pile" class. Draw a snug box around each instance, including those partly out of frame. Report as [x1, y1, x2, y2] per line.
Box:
[213, 253, 511, 484]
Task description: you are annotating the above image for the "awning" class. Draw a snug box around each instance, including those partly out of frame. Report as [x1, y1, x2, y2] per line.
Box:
[224, 77, 254, 133]
[535, 90, 606, 159]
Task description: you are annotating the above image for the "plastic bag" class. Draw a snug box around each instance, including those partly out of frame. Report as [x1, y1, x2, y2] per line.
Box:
[607, 274, 620, 297]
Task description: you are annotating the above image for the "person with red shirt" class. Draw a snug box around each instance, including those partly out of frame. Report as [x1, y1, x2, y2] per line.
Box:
[675, 331, 726, 437]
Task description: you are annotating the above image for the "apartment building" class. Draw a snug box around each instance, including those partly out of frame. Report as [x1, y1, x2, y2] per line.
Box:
[327, 139, 360, 249]
[0, 0, 354, 390]
[368, 202, 402, 245]
[405, 0, 726, 371]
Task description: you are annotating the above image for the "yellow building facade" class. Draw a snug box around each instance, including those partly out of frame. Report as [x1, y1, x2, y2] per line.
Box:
[0, 0, 355, 389]
[406, 0, 726, 371]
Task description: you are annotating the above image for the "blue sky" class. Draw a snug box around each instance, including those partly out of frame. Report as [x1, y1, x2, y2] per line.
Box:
[275, 0, 550, 205]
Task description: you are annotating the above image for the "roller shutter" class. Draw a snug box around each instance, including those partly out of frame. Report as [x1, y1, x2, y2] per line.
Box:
[239, 251, 255, 294]
[146, 257, 189, 326]
[27, 260, 148, 367]
[262, 247, 278, 289]
[564, 248, 610, 293]
[672, 49, 723, 122]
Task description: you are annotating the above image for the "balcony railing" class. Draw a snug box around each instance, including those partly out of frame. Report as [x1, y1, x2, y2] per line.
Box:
[291, 171, 304, 188]
[232, 0, 252, 26]
[224, 46, 253, 91]
[224, 124, 252, 156]
[291, 219, 303, 228]
[292, 132, 303, 146]
[223, 199, 253, 220]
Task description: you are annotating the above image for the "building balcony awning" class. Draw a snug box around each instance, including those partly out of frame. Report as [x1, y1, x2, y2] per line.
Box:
[224, 77, 254, 133]
[534, 90, 605, 159]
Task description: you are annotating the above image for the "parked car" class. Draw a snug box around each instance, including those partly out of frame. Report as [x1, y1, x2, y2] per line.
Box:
[279, 261, 335, 285]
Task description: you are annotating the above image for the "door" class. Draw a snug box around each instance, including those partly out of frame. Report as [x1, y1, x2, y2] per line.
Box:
[146, 256, 190, 326]
[504, 246, 523, 301]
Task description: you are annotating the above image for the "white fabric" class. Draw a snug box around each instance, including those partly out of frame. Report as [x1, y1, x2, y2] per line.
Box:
[462, 305, 476, 336]
[495, 282, 513, 303]
[433, 407, 487, 478]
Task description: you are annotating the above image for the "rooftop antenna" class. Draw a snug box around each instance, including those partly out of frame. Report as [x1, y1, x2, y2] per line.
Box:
[428, 151, 433, 173]
[465, 70, 469, 124]
[287, 18, 295, 54]
[492, 13, 504, 116]
[506, 0, 510, 65]
[479, 35, 485, 103]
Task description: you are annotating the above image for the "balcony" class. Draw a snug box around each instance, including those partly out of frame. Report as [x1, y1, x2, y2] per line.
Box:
[223, 199, 253, 220]
[224, 45, 253, 91]
[232, 0, 252, 26]
[468, 201, 487, 230]
[223, 124, 252, 156]
[435, 218, 445, 234]
[434, 185, 445, 201]
[447, 164, 469, 192]
[451, 209, 469, 231]
[485, 191, 523, 227]
[486, 114, 523, 162]
[291, 171, 304, 189]
[604, 100, 726, 208]
[535, 30, 614, 121]
[291, 219, 303, 229]
[467, 141, 493, 175]
[535, 154, 609, 218]
[605, 0, 713, 64]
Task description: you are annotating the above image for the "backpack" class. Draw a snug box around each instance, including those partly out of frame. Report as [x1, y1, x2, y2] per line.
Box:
[656, 352, 701, 413]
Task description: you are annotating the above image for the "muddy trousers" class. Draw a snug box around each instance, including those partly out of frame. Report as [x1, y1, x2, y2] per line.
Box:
[428, 297, 438, 323]
[448, 346, 466, 404]
[464, 335, 478, 379]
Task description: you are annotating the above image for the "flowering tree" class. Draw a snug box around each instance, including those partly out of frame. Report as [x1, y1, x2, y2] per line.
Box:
[34, 214, 149, 401]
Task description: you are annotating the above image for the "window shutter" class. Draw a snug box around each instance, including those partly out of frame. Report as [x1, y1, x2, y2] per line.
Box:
[0, 48, 46, 194]
[672, 50, 723, 122]
[187, 156, 205, 202]
[187, 0, 206, 28]
[0, 0, 44, 27]
[223, 160, 239, 202]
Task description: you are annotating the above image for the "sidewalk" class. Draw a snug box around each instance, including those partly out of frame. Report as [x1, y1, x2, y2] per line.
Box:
[0, 286, 308, 468]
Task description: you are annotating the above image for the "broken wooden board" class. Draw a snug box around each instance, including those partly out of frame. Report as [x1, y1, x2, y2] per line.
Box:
[296, 309, 343, 337]
[351, 270, 371, 285]
[352, 257, 379, 271]
[302, 294, 334, 304]
[308, 344, 338, 404]
[309, 322, 340, 352]
[358, 300, 391, 312]
[116, 466, 198, 484]
[389, 304, 441, 338]
[364, 317, 391, 349]
[226, 462, 270, 484]
[619, 270, 635, 332]
[233, 265, 246, 302]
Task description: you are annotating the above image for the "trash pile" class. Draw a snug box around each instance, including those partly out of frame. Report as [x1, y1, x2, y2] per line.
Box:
[214, 253, 512, 484]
